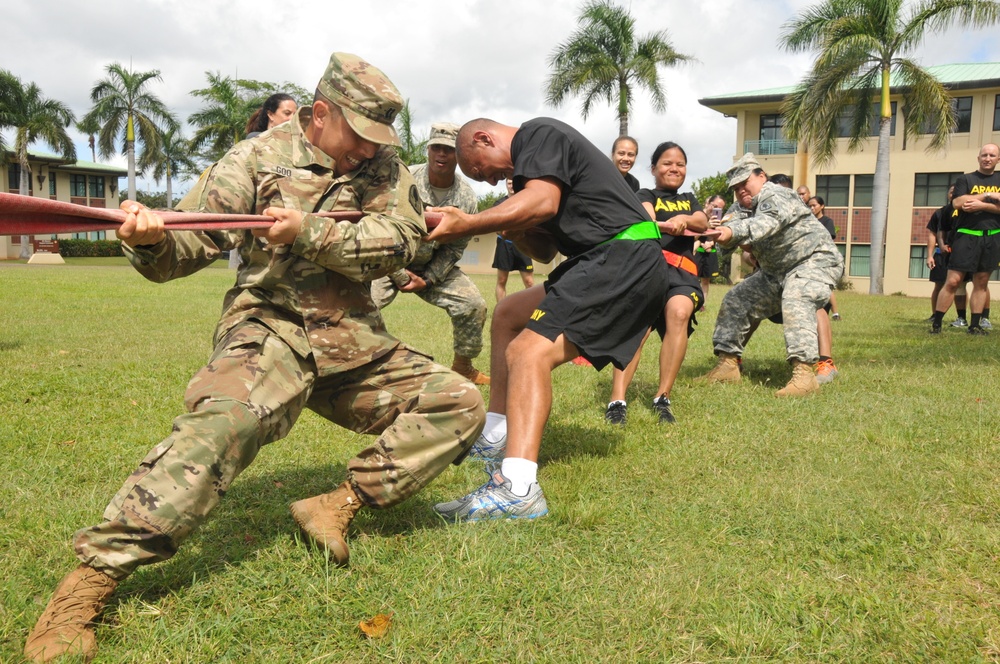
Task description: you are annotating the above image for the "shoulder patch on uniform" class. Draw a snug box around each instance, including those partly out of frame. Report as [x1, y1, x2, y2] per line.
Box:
[409, 184, 423, 211]
[759, 200, 775, 212]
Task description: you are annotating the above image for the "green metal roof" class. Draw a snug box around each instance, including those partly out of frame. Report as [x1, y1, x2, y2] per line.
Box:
[700, 62, 1000, 107]
[19, 149, 128, 176]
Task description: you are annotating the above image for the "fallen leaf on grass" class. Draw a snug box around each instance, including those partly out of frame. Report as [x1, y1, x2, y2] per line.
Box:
[131, 400, 138, 406]
[359, 613, 392, 638]
[58, 350, 69, 355]
[273, 480, 284, 488]
[60, 440, 76, 446]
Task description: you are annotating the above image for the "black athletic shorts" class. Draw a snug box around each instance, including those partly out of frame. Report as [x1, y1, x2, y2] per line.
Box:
[661, 264, 703, 338]
[492, 237, 534, 272]
[928, 250, 949, 284]
[695, 251, 720, 279]
[526, 239, 669, 371]
[949, 232, 1000, 274]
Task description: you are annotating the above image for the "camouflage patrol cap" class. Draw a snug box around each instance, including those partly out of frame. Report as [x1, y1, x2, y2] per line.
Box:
[726, 153, 763, 188]
[318, 52, 402, 146]
[427, 122, 460, 149]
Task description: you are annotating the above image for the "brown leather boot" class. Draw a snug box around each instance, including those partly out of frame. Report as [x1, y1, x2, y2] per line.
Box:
[697, 352, 741, 383]
[775, 360, 820, 397]
[451, 355, 490, 385]
[290, 481, 364, 566]
[24, 564, 118, 663]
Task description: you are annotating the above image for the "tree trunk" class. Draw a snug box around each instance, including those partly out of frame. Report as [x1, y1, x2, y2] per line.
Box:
[165, 163, 173, 211]
[126, 114, 137, 201]
[868, 116, 892, 295]
[18, 155, 32, 259]
[618, 78, 629, 136]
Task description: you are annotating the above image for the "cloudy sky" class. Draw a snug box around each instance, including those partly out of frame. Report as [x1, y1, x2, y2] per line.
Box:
[8, 0, 1000, 197]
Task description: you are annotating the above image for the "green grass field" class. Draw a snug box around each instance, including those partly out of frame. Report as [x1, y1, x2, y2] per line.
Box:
[2, 262, 999, 662]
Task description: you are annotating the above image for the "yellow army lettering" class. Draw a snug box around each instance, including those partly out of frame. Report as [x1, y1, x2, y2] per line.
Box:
[530, 309, 546, 321]
[970, 185, 1000, 194]
[654, 198, 692, 213]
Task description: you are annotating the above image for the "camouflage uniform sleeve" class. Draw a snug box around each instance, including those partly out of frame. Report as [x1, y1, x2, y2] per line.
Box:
[123, 147, 254, 282]
[292, 151, 424, 282]
[721, 190, 785, 248]
[417, 179, 477, 285]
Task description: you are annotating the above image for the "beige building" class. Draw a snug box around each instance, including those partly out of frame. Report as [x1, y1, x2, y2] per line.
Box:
[1, 149, 127, 259]
[699, 62, 1000, 296]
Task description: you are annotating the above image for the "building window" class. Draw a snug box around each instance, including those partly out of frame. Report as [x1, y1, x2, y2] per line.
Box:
[70, 174, 87, 197]
[849, 244, 871, 277]
[760, 114, 785, 142]
[853, 175, 874, 207]
[913, 172, 962, 206]
[994, 95, 1000, 132]
[837, 102, 896, 137]
[49, 176, 56, 196]
[816, 175, 850, 207]
[8, 163, 30, 191]
[953, 96, 973, 133]
[922, 96, 973, 134]
[910, 245, 930, 279]
[88, 176, 105, 198]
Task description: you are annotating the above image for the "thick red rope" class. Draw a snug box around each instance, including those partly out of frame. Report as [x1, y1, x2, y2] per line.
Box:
[0, 192, 440, 235]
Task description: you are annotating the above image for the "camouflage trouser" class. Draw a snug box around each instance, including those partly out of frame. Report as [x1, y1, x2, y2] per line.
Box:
[370, 267, 487, 359]
[712, 268, 834, 363]
[74, 322, 485, 580]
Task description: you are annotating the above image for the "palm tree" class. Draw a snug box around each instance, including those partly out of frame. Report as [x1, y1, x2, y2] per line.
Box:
[394, 100, 427, 166]
[76, 114, 101, 162]
[0, 70, 75, 257]
[138, 126, 196, 209]
[82, 63, 177, 202]
[188, 72, 260, 163]
[780, 0, 1000, 294]
[544, 0, 692, 136]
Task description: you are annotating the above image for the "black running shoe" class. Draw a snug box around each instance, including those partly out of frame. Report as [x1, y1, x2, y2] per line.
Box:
[968, 326, 989, 335]
[929, 326, 942, 334]
[652, 396, 676, 424]
[604, 401, 627, 426]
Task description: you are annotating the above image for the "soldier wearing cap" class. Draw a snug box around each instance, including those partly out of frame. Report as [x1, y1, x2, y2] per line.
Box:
[699, 153, 843, 397]
[371, 122, 490, 384]
[24, 53, 485, 663]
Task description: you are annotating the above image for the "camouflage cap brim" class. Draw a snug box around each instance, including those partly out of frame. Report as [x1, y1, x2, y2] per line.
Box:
[342, 106, 401, 147]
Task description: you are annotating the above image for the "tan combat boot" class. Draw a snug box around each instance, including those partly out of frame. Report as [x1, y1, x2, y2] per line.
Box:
[697, 352, 741, 383]
[775, 360, 820, 397]
[24, 564, 118, 663]
[290, 481, 365, 566]
[451, 355, 490, 385]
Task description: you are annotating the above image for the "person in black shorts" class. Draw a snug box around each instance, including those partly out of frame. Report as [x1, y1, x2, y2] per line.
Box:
[605, 141, 706, 426]
[491, 179, 535, 301]
[426, 117, 671, 521]
[925, 185, 969, 323]
[931, 144, 1000, 334]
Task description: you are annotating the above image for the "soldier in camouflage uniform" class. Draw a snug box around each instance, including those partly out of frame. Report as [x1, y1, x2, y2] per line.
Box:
[24, 53, 485, 664]
[700, 153, 844, 397]
[371, 123, 490, 384]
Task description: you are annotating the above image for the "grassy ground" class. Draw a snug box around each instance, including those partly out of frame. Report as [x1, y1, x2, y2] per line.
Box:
[2, 263, 999, 662]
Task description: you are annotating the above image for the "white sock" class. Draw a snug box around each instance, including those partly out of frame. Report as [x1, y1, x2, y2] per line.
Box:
[501, 457, 537, 496]
[608, 400, 626, 408]
[483, 412, 507, 442]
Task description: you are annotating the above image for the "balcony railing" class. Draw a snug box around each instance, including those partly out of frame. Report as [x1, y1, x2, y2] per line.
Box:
[743, 139, 798, 156]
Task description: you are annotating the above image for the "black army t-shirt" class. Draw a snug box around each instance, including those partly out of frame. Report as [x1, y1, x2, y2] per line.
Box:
[952, 170, 1000, 231]
[510, 118, 650, 258]
[637, 188, 699, 256]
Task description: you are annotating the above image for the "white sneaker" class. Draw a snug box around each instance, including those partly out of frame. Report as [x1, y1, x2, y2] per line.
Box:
[981, 318, 992, 330]
[467, 432, 505, 462]
[951, 318, 968, 328]
[434, 470, 548, 522]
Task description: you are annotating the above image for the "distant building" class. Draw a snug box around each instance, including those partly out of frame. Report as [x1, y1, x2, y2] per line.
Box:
[699, 62, 1000, 296]
[1, 149, 127, 259]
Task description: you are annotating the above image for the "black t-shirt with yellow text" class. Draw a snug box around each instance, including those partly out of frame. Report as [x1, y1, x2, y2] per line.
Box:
[511, 118, 649, 258]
